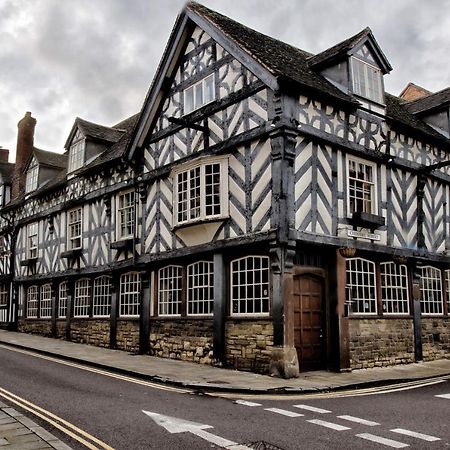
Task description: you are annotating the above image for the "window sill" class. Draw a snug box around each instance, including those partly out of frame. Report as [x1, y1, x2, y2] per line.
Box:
[173, 216, 227, 231]
[351, 211, 385, 229]
[228, 314, 271, 320]
[20, 257, 38, 267]
[110, 238, 134, 250]
[61, 249, 82, 259]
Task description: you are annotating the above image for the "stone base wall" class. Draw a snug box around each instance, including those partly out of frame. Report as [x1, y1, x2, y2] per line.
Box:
[149, 319, 213, 364]
[116, 320, 139, 353]
[17, 319, 52, 337]
[422, 317, 450, 361]
[56, 321, 66, 339]
[225, 320, 273, 373]
[70, 319, 110, 348]
[349, 319, 414, 369]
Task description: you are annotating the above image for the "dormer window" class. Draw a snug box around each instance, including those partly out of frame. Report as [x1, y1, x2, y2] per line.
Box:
[25, 160, 38, 193]
[68, 129, 85, 173]
[351, 57, 384, 104]
[184, 74, 215, 114]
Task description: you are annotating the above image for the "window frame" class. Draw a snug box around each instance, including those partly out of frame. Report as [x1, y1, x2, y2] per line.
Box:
[230, 256, 271, 317]
[116, 190, 136, 241]
[446, 270, 450, 312]
[25, 162, 39, 194]
[26, 285, 38, 318]
[187, 261, 214, 316]
[420, 266, 443, 316]
[93, 276, 112, 318]
[350, 56, 384, 104]
[345, 257, 377, 316]
[158, 265, 183, 317]
[119, 272, 141, 317]
[380, 262, 410, 315]
[68, 135, 86, 173]
[184, 74, 215, 115]
[173, 157, 229, 227]
[74, 278, 91, 318]
[0, 284, 8, 307]
[58, 282, 68, 319]
[40, 284, 52, 319]
[346, 156, 377, 216]
[67, 207, 83, 250]
[27, 222, 39, 260]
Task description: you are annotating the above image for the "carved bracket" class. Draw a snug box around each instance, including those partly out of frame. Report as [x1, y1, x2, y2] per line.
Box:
[103, 194, 111, 217]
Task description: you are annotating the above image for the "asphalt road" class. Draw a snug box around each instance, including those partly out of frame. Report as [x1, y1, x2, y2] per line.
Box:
[0, 345, 449, 450]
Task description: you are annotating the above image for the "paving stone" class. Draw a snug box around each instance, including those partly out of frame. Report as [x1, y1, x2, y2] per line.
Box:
[2, 408, 22, 418]
[0, 422, 23, 431]
[31, 427, 58, 442]
[0, 437, 9, 446]
[49, 442, 73, 450]
[16, 416, 38, 429]
[6, 443, 51, 450]
[7, 433, 45, 445]
[2, 427, 33, 438]
[0, 418, 16, 426]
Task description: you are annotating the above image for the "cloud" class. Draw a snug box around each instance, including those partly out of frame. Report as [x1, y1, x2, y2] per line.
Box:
[0, 0, 448, 161]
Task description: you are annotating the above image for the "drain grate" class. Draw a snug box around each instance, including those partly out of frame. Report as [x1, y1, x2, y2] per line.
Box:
[244, 442, 285, 450]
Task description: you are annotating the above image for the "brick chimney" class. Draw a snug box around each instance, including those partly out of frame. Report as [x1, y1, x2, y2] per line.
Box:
[0, 147, 9, 162]
[12, 112, 36, 199]
[399, 83, 432, 102]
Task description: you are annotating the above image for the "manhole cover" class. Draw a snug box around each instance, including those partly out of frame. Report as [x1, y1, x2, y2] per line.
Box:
[244, 442, 284, 450]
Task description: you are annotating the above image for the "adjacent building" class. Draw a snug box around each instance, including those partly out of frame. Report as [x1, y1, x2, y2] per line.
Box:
[0, 2, 449, 377]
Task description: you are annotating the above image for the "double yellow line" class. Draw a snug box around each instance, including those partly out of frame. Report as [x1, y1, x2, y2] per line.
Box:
[0, 344, 191, 448]
[0, 386, 114, 449]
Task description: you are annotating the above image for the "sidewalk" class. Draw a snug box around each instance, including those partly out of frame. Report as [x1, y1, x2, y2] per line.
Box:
[0, 401, 71, 450]
[1, 330, 449, 394]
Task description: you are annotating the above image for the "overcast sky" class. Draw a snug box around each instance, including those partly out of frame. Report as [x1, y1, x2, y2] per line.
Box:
[1, 0, 449, 161]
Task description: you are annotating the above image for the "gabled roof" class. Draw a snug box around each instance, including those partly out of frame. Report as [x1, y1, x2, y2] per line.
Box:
[129, 1, 360, 157]
[33, 148, 67, 169]
[307, 27, 392, 74]
[64, 117, 126, 150]
[405, 87, 450, 115]
[0, 162, 14, 184]
[83, 113, 140, 171]
[385, 94, 449, 143]
[399, 82, 432, 102]
[187, 2, 357, 104]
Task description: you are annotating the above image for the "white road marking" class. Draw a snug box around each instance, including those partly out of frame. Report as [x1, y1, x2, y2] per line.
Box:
[337, 415, 379, 426]
[391, 428, 441, 442]
[143, 411, 253, 450]
[435, 393, 450, 399]
[264, 408, 303, 417]
[307, 419, 350, 431]
[356, 433, 408, 448]
[293, 404, 331, 413]
[235, 400, 261, 407]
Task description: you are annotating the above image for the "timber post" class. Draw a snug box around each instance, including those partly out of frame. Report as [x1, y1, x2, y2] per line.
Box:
[213, 252, 226, 364]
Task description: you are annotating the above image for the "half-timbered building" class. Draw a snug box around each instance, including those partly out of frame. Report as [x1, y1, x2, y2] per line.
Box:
[1, 2, 449, 377]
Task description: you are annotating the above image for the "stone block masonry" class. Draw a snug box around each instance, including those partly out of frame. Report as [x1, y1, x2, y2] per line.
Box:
[225, 320, 273, 373]
[18, 319, 52, 337]
[149, 319, 214, 364]
[70, 319, 110, 348]
[349, 319, 415, 369]
[422, 317, 450, 361]
[116, 319, 140, 353]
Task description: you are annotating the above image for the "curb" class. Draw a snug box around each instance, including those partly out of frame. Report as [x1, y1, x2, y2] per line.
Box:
[1, 339, 449, 395]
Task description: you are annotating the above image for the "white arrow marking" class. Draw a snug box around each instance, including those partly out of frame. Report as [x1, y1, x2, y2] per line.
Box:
[143, 410, 252, 450]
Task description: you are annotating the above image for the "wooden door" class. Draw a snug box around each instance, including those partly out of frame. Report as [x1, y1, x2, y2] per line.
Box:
[293, 274, 324, 370]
